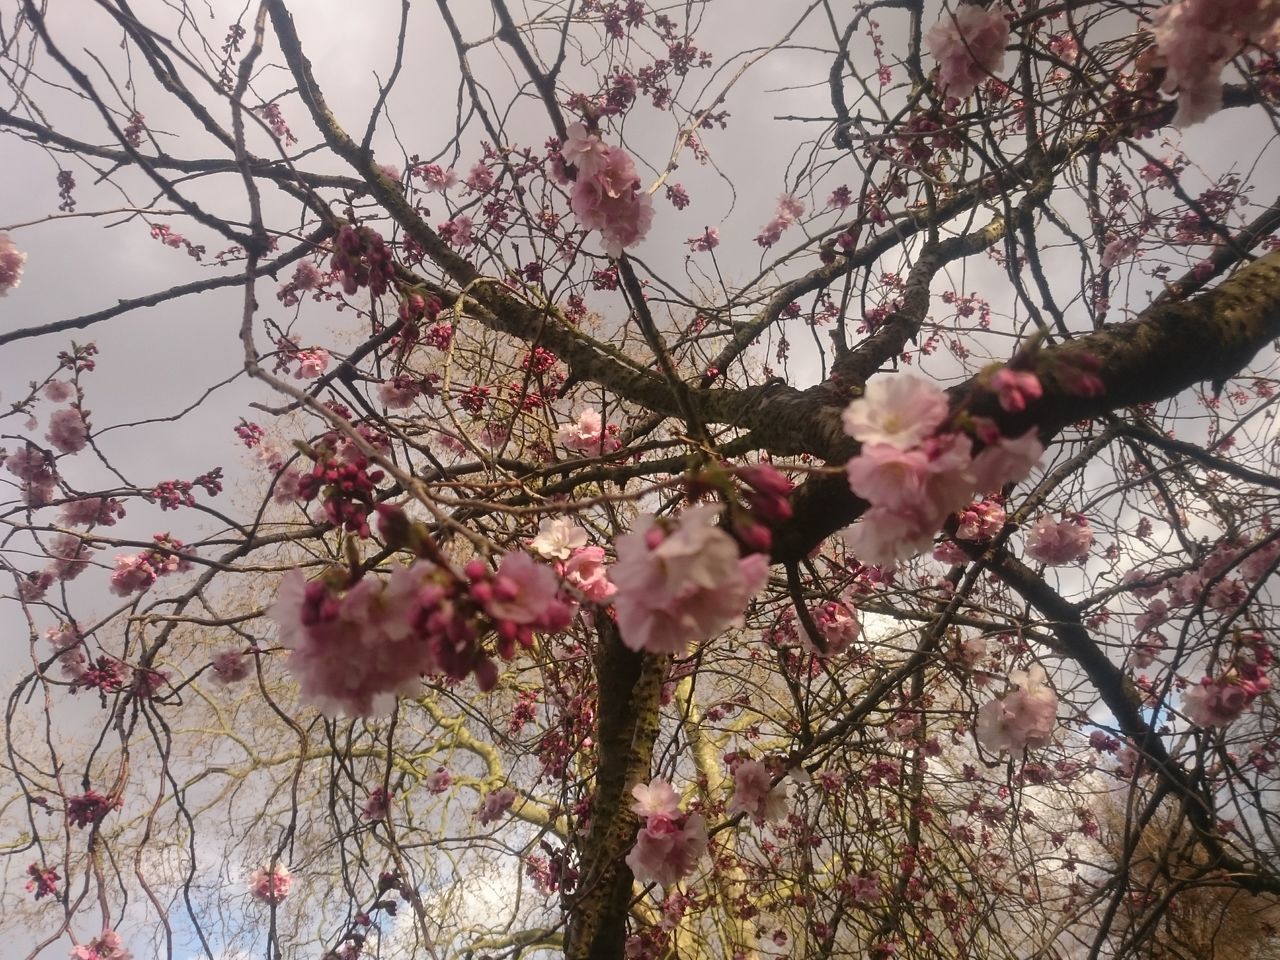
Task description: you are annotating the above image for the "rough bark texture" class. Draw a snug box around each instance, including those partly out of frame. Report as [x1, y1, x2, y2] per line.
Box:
[567, 619, 665, 960]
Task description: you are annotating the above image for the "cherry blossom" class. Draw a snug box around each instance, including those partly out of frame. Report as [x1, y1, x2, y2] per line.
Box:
[563, 545, 616, 602]
[610, 505, 769, 655]
[249, 863, 293, 904]
[969, 429, 1044, 493]
[812, 601, 861, 655]
[1025, 515, 1093, 565]
[976, 665, 1059, 756]
[378, 375, 421, 409]
[424, 767, 452, 794]
[44, 379, 74, 402]
[841, 375, 951, 450]
[565, 123, 654, 256]
[630, 778, 682, 820]
[269, 566, 435, 717]
[925, 4, 1010, 98]
[989, 368, 1043, 414]
[726, 759, 789, 823]
[1146, 0, 1280, 126]
[69, 929, 131, 960]
[0, 231, 26, 295]
[530, 516, 589, 560]
[293, 348, 330, 379]
[486, 551, 560, 625]
[210, 649, 252, 684]
[1183, 667, 1270, 727]
[46, 407, 89, 454]
[556, 408, 619, 454]
[477, 786, 517, 825]
[626, 797, 708, 889]
[754, 194, 805, 249]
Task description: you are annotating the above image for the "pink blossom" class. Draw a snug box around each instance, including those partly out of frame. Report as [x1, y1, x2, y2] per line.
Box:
[556, 408, 620, 454]
[976, 664, 1059, 755]
[626, 812, 708, 888]
[487, 551, 560, 625]
[955, 499, 1006, 541]
[610, 505, 770, 655]
[477, 786, 517, 825]
[630, 778, 682, 820]
[6, 445, 58, 505]
[466, 162, 495, 192]
[1101, 236, 1140, 269]
[109, 553, 158, 596]
[926, 4, 1010, 98]
[687, 227, 720, 252]
[416, 163, 458, 192]
[269, 566, 436, 717]
[530, 516, 588, 560]
[1146, 0, 1280, 126]
[46, 408, 89, 454]
[563, 122, 611, 176]
[844, 506, 939, 567]
[846, 435, 974, 519]
[1025, 515, 1093, 565]
[44, 380, 74, 402]
[60, 496, 124, 527]
[0, 232, 27, 295]
[969, 429, 1044, 493]
[48, 533, 92, 581]
[990, 368, 1043, 414]
[425, 767, 453, 793]
[563, 545, 616, 602]
[210, 649, 252, 684]
[249, 863, 293, 904]
[378, 375, 421, 409]
[69, 929, 131, 960]
[1241, 537, 1280, 582]
[1183, 674, 1262, 727]
[294, 348, 330, 379]
[440, 213, 476, 248]
[841, 374, 950, 450]
[45, 622, 80, 650]
[754, 194, 805, 248]
[812, 601, 860, 655]
[727, 760, 788, 823]
[566, 126, 654, 256]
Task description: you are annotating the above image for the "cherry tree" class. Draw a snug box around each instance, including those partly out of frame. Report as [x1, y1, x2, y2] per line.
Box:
[3, 1, 1280, 958]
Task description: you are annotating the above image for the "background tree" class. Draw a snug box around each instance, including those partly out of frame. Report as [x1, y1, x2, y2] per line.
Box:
[3, 1, 1280, 959]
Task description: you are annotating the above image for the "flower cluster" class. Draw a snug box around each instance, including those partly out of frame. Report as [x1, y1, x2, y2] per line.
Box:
[109, 534, 193, 597]
[1, 231, 28, 295]
[295, 430, 389, 537]
[609, 504, 769, 655]
[477, 787, 518, 825]
[976, 664, 1059, 756]
[25, 862, 59, 900]
[726, 759, 789, 823]
[530, 517, 616, 602]
[1146, 0, 1280, 126]
[925, 4, 1010, 98]
[270, 544, 571, 717]
[556, 408, 621, 455]
[755, 194, 804, 249]
[69, 930, 131, 960]
[331, 224, 394, 297]
[625, 778, 708, 888]
[1025, 515, 1093, 565]
[1184, 644, 1272, 727]
[564, 122, 654, 256]
[841, 373, 1043, 566]
[249, 863, 293, 904]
